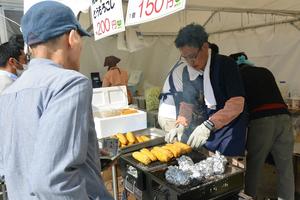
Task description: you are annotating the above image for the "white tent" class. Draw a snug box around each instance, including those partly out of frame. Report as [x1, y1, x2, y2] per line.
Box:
[1, 0, 300, 95]
[78, 0, 300, 96]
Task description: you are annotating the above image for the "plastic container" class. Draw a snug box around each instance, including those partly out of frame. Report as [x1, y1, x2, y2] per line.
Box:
[278, 81, 289, 100]
[132, 96, 146, 110]
[92, 86, 147, 138]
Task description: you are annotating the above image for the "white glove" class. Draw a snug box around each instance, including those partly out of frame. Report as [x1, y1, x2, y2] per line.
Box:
[165, 124, 185, 143]
[187, 122, 212, 148]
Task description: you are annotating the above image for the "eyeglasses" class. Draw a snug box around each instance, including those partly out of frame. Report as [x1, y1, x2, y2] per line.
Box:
[180, 48, 201, 65]
[25, 53, 31, 63]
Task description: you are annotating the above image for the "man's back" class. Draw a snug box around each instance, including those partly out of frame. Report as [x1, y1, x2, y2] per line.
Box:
[102, 67, 128, 87]
[240, 65, 288, 118]
[0, 58, 112, 199]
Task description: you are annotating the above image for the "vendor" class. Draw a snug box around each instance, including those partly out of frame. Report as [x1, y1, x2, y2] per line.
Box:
[165, 23, 247, 157]
[159, 43, 219, 132]
[102, 55, 132, 103]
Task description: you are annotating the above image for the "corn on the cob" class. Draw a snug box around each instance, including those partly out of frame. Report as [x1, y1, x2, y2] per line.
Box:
[116, 133, 128, 145]
[140, 148, 157, 161]
[132, 151, 151, 165]
[126, 132, 136, 144]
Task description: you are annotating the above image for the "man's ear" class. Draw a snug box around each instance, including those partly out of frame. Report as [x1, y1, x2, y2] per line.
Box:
[68, 30, 80, 48]
[7, 57, 16, 66]
[202, 42, 209, 50]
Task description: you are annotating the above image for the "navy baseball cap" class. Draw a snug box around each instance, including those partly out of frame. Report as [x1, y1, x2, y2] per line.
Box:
[21, 1, 90, 46]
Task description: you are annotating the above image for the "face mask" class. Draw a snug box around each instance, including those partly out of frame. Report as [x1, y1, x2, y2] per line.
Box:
[15, 68, 24, 77]
[22, 64, 28, 70]
[13, 59, 27, 77]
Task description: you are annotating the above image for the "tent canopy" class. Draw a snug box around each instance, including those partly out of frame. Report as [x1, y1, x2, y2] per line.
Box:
[133, 0, 300, 35]
[1, 0, 300, 95]
[78, 0, 300, 96]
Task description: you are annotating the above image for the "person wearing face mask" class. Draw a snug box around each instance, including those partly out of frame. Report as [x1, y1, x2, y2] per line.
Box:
[0, 41, 27, 93]
[9, 34, 29, 74]
[165, 23, 247, 157]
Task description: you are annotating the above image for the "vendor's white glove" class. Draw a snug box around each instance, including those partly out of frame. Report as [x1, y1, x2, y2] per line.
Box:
[187, 120, 214, 148]
[165, 124, 185, 143]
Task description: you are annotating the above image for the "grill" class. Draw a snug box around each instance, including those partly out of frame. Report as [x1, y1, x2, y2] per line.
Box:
[119, 149, 244, 200]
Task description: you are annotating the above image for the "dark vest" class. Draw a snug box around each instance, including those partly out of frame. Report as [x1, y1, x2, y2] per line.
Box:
[181, 66, 208, 142]
[183, 53, 248, 156]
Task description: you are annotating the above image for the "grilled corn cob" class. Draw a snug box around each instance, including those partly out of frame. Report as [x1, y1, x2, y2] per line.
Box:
[140, 135, 150, 142]
[126, 132, 136, 144]
[173, 142, 192, 154]
[140, 148, 157, 161]
[150, 148, 172, 162]
[162, 144, 181, 157]
[132, 151, 151, 165]
[136, 136, 144, 143]
[116, 133, 128, 145]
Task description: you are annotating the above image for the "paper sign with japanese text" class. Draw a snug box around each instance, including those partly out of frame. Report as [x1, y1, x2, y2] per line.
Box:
[125, 0, 186, 26]
[91, 0, 125, 40]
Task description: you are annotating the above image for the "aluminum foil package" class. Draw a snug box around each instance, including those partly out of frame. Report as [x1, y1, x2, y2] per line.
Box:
[176, 156, 205, 180]
[177, 155, 194, 171]
[165, 151, 228, 186]
[165, 166, 190, 186]
[211, 151, 227, 175]
[194, 159, 214, 178]
[189, 168, 204, 180]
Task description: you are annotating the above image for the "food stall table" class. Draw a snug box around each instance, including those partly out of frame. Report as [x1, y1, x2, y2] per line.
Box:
[92, 86, 148, 200]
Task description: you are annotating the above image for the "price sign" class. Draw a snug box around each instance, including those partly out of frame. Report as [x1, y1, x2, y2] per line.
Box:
[125, 0, 186, 26]
[91, 0, 125, 40]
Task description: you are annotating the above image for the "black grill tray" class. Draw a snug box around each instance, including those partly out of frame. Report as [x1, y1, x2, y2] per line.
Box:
[120, 150, 207, 171]
[149, 164, 244, 194]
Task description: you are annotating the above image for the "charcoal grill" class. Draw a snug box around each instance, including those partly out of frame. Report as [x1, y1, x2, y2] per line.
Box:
[119, 150, 244, 200]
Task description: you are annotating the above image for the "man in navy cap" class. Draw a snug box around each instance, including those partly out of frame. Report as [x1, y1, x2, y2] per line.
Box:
[0, 1, 113, 199]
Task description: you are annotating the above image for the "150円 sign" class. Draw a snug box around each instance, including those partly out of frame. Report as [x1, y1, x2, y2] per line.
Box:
[125, 0, 186, 26]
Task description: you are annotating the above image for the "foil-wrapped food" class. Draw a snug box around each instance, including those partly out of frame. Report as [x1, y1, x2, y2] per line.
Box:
[165, 151, 227, 186]
[177, 155, 194, 171]
[165, 166, 191, 186]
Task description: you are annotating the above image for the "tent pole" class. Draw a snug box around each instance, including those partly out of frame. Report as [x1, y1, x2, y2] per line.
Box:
[203, 11, 218, 27]
[209, 17, 300, 35]
[186, 5, 300, 17]
[290, 22, 300, 31]
[141, 18, 300, 36]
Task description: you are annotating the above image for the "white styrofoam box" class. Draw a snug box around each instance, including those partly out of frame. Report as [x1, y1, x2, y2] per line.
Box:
[94, 110, 147, 138]
[92, 86, 128, 111]
[92, 86, 147, 138]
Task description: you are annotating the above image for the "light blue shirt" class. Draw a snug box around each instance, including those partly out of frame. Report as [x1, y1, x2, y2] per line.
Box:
[0, 70, 18, 94]
[0, 58, 113, 200]
[0, 70, 18, 81]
